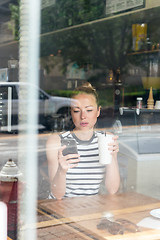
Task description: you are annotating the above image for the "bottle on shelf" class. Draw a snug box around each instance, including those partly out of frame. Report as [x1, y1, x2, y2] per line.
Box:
[136, 97, 143, 109]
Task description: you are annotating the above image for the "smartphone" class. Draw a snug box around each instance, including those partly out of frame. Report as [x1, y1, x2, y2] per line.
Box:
[61, 139, 78, 156]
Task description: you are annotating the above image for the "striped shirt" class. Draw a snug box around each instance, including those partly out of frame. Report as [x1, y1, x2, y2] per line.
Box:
[59, 131, 106, 198]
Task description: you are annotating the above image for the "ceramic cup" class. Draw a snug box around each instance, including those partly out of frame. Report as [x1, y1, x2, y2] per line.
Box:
[98, 134, 113, 165]
[155, 100, 160, 109]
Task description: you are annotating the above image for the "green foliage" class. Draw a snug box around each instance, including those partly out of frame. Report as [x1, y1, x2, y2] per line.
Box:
[124, 91, 145, 97]
[97, 89, 114, 107]
[9, 1, 20, 40]
[10, 0, 160, 107]
[10, 0, 133, 78]
[46, 88, 114, 107]
[46, 89, 74, 98]
[41, 0, 106, 33]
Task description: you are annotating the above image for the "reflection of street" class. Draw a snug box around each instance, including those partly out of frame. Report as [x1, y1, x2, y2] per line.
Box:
[0, 132, 50, 199]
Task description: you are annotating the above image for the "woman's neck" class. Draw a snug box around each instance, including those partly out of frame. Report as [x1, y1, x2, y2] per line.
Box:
[72, 129, 94, 141]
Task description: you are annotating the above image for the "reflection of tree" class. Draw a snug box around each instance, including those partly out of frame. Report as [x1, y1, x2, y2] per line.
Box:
[41, 15, 132, 86]
[9, 0, 20, 40]
[40, 1, 135, 82]
[9, 0, 133, 86]
[41, 0, 106, 33]
[11, 1, 160, 87]
[88, 17, 132, 75]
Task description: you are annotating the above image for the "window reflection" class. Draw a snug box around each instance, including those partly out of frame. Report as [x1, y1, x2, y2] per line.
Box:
[0, 1, 160, 239]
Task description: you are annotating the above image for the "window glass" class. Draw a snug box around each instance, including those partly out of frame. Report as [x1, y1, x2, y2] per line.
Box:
[1, 1, 160, 239]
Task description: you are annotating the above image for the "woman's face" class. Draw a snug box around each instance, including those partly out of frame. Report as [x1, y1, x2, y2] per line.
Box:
[71, 93, 100, 131]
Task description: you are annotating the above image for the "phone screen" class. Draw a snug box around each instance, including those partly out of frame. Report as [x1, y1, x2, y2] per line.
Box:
[61, 139, 78, 156]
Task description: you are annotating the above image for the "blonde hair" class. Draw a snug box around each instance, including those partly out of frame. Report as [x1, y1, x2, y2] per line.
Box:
[72, 82, 99, 105]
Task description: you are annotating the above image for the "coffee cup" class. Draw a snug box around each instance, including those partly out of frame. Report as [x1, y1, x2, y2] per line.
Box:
[98, 134, 113, 164]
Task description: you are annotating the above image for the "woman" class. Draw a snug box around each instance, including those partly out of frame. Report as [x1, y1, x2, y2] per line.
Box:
[46, 82, 120, 200]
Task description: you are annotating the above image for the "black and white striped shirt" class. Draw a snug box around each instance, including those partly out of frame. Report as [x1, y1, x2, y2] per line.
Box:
[60, 131, 106, 198]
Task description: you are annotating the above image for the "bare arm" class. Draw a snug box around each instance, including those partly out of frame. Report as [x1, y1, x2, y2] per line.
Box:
[105, 135, 120, 194]
[46, 133, 66, 200]
[46, 133, 79, 200]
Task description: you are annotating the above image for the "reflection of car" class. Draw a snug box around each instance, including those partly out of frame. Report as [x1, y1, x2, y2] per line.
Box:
[0, 82, 72, 132]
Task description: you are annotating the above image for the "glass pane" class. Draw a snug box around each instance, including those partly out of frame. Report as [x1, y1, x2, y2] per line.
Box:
[1, 0, 160, 239]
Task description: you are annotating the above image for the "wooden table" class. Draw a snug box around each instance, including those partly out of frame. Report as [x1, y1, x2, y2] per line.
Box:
[27, 192, 160, 239]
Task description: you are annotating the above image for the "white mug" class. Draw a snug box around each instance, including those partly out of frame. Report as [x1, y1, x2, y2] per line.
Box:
[155, 100, 160, 109]
[98, 134, 113, 164]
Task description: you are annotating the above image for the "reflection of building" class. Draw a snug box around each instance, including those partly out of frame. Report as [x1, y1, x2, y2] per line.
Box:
[66, 63, 86, 89]
[40, 55, 65, 90]
[40, 58, 86, 90]
[0, 0, 16, 43]
[0, 0, 19, 81]
[106, 0, 145, 16]
[0, 21, 14, 43]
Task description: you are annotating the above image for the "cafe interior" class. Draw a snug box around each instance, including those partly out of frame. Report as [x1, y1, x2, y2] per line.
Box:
[0, 0, 160, 239]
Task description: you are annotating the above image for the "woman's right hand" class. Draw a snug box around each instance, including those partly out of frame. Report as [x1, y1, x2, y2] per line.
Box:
[58, 145, 80, 172]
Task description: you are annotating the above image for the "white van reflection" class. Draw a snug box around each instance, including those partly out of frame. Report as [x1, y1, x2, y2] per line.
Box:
[0, 82, 72, 132]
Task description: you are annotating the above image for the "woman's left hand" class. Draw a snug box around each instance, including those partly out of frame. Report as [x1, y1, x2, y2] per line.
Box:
[108, 135, 119, 155]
